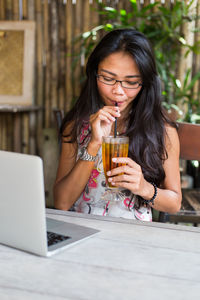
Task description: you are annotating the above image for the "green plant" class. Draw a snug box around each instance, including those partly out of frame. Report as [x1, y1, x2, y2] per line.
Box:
[75, 0, 200, 122]
[170, 69, 200, 123]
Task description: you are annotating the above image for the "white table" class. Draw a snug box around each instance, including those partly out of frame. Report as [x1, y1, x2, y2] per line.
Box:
[1, 208, 200, 300]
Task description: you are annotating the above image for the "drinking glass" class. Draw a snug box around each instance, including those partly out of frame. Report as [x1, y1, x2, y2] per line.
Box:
[101, 135, 129, 204]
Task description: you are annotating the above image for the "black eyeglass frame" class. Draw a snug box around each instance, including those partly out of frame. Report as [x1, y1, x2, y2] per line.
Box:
[96, 74, 142, 89]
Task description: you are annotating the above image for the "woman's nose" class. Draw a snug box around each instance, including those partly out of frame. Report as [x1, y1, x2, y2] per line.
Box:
[112, 82, 125, 94]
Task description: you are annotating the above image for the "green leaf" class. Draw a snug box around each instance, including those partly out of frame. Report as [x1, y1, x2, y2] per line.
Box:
[104, 23, 114, 30]
[82, 31, 91, 39]
[120, 9, 127, 16]
[183, 69, 191, 89]
[185, 72, 200, 91]
[104, 7, 116, 13]
[179, 37, 187, 45]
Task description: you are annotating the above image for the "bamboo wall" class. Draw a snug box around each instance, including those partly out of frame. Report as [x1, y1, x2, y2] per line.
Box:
[0, 0, 200, 156]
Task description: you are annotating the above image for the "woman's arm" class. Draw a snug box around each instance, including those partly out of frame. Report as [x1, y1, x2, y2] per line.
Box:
[54, 106, 120, 210]
[107, 125, 182, 213]
[53, 125, 100, 211]
[148, 125, 182, 213]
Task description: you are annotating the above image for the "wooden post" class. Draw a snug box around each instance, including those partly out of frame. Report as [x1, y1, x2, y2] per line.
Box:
[13, 0, 19, 20]
[65, 0, 73, 112]
[5, 0, 12, 20]
[27, 0, 35, 20]
[73, 0, 82, 99]
[22, 113, 29, 153]
[6, 113, 13, 151]
[22, 0, 28, 20]
[193, 1, 200, 102]
[35, 0, 44, 155]
[50, 0, 59, 126]
[22, 0, 29, 153]
[43, 0, 51, 128]
[58, 0, 66, 114]
[0, 0, 6, 20]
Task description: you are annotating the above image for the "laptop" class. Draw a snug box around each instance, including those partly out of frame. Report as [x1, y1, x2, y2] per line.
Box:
[0, 150, 99, 257]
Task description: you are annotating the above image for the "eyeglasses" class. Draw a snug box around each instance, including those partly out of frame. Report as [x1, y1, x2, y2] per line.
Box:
[96, 74, 142, 89]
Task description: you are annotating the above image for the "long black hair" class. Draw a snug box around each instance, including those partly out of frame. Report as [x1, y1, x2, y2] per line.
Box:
[61, 28, 175, 204]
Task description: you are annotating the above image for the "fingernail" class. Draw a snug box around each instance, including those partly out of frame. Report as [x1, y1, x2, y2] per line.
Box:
[108, 178, 112, 182]
[107, 171, 111, 176]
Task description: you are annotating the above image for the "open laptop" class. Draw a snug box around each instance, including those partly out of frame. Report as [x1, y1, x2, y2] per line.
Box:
[0, 150, 99, 257]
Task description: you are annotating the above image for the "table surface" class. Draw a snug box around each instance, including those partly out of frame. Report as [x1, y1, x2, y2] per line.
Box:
[1, 208, 200, 300]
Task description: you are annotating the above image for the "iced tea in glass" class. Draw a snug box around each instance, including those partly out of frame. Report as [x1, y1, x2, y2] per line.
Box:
[102, 136, 129, 188]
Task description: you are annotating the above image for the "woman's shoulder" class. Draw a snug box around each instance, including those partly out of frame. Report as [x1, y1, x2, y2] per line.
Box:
[165, 122, 178, 136]
[164, 123, 180, 152]
[62, 120, 76, 142]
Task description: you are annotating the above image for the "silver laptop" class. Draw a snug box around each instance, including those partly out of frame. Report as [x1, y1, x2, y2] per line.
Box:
[0, 150, 99, 257]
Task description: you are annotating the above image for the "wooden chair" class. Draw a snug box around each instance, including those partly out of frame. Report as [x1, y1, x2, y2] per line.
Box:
[159, 122, 200, 225]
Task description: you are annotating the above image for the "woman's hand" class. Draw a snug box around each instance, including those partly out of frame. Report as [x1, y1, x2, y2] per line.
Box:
[89, 106, 120, 146]
[106, 157, 153, 199]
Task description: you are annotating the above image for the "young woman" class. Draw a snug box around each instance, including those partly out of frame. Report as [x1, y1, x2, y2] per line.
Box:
[54, 28, 182, 221]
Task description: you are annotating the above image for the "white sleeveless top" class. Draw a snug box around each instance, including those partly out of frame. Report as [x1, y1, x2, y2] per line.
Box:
[73, 121, 152, 222]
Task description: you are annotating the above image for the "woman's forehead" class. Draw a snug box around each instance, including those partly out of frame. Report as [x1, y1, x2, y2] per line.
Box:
[98, 52, 140, 77]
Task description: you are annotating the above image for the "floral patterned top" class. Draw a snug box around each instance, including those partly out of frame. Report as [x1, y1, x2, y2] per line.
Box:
[73, 121, 152, 222]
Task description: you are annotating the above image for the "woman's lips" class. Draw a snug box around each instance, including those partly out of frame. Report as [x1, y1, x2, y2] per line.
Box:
[110, 100, 125, 106]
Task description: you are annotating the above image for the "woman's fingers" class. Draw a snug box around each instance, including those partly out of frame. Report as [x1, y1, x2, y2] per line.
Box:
[107, 157, 140, 175]
[106, 157, 144, 192]
[90, 106, 120, 123]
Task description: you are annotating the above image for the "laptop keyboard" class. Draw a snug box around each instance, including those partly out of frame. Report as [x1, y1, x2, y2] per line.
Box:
[47, 231, 71, 247]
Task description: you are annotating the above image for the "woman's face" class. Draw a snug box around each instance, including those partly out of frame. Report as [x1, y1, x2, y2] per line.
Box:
[97, 51, 142, 113]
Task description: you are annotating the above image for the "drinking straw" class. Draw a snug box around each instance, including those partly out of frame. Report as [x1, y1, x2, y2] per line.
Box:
[114, 102, 118, 138]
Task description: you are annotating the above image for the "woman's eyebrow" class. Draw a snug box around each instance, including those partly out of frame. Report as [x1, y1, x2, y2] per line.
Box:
[100, 69, 141, 78]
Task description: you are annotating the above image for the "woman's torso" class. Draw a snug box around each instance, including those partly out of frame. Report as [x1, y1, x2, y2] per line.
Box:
[73, 121, 152, 221]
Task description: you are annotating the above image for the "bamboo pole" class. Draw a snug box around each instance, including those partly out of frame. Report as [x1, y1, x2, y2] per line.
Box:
[27, 0, 36, 154]
[73, 0, 82, 99]
[22, 0, 28, 20]
[35, 0, 44, 154]
[0, 0, 5, 20]
[29, 109, 38, 155]
[22, 112, 29, 153]
[185, 0, 196, 77]
[2, 114, 7, 150]
[193, 0, 200, 102]
[27, 0, 35, 20]
[5, 0, 12, 20]
[21, 0, 29, 153]
[124, 0, 133, 12]
[90, 0, 99, 28]
[65, 0, 73, 111]
[81, 0, 91, 79]
[50, 0, 59, 124]
[43, 0, 51, 128]
[6, 113, 13, 151]
[13, 0, 19, 20]
[58, 0, 66, 114]
[116, 0, 124, 11]
[83, 0, 90, 33]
